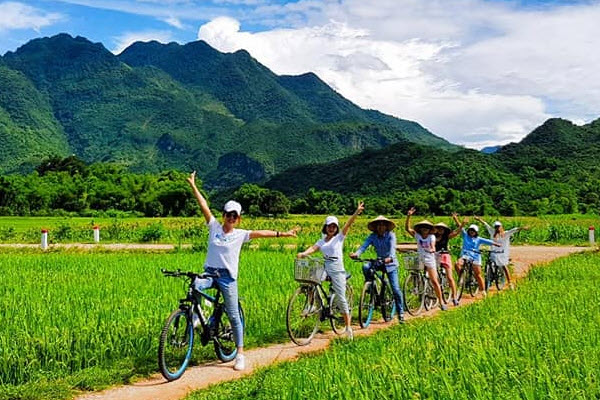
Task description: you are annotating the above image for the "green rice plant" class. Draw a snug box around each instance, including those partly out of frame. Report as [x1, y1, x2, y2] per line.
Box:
[0, 214, 597, 246]
[185, 251, 600, 400]
[0, 247, 362, 399]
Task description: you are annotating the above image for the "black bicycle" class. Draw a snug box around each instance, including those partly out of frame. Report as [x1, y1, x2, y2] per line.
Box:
[482, 249, 506, 291]
[286, 257, 354, 346]
[158, 269, 244, 381]
[457, 254, 480, 300]
[436, 251, 453, 305]
[356, 258, 395, 328]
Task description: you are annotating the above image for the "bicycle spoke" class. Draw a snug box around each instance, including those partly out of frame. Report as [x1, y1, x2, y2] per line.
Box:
[287, 286, 322, 345]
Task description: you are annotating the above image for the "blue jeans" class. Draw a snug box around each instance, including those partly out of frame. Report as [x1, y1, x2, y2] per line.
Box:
[363, 264, 404, 316]
[194, 268, 244, 348]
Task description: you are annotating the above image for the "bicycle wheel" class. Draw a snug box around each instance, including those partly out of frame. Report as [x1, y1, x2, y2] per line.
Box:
[485, 262, 494, 291]
[158, 307, 194, 381]
[213, 301, 244, 362]
[468, 268, 480, 297]
[359, 281, 376, 328]
[423, 279, 438, 311]
[403, 272, 424, 316]
[286, 285, 322, 346]
[330, 283, 353, 334]
[457, 268, 465, 301]
[381, 279, 396, 322]
[439, 269, 452, 304]
[495, 265, 507, 290]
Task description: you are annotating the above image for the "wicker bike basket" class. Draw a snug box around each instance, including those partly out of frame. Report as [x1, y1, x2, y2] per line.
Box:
[294, 258, 326, 284]
[403, 252, 423, 271]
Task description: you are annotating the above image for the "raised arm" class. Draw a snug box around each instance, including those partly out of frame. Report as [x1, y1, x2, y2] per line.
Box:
[250, 227, 299, 240]
[341, 201, 364, 236]
[475, 216, 494, 236]
[405, 207, 416, 237]
[297, 244, 320, 259]
[449, 213, 466, 239]
[187, 171, 213, 223]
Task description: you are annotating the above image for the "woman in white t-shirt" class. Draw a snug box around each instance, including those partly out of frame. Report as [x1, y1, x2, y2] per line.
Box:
[187, 172, 298, 371]
[475, 217, 528, 289]
[405, 207, 447, 311]
[296, 202, 364, 339]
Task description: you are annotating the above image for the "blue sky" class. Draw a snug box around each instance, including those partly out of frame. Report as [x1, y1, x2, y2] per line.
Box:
[1, 0, 599, 147]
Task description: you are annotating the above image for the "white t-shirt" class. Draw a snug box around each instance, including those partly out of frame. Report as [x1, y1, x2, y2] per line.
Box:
[416, 233, 436, 266]
[484, 223, 519, 266]
[203, 217, 251, 280]
[315, 233, 346, 272]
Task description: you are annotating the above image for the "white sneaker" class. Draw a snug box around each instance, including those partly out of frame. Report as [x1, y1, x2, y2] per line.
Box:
[234, 354, 245, 371]
[345, 327, 353, 340]
[192, 313, 200, 329]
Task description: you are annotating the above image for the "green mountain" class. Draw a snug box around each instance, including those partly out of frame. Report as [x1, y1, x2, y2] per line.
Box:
[0, 33, 455, 181]
[0, 64, 69, 172]
[264, 117, 600, 215]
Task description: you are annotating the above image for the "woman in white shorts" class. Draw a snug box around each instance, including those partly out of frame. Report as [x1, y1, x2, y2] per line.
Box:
[405, 207, 447, 311]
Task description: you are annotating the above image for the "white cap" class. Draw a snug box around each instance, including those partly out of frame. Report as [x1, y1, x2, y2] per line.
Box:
[468, 224, 479, 232]
[324, 216, 339, 227]
[223, 200, 242, 215]
[494, 221, 502, 227]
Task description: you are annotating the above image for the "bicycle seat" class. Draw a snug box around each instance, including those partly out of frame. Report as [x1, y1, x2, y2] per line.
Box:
[198, 271, 219, 279]
[325, 272, 352, 281]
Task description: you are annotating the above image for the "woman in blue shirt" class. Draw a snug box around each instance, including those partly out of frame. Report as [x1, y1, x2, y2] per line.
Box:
[457, 224, 500, 297]
[350, 215, 405, 322]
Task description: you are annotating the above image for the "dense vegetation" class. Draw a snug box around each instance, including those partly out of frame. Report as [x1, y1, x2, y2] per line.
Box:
[186, 251, 600, 400]
[0, 214, 594, 246]
[0, 34, 450, 182]
[266, 118, 600, 216]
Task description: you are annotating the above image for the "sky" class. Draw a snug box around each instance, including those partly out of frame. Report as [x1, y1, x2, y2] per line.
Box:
[1, 0, 599, 149]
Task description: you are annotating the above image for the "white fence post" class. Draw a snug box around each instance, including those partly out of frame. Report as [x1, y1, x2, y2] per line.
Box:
[41, 229, 48, 250]
[589, 226, 595, 246]
[93, 225, 100, 243]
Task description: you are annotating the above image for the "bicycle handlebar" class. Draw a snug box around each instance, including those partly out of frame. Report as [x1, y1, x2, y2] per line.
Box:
[161, 269, 219, 280]
[352, 257, 385, 263]
[472, 249, 504, 254]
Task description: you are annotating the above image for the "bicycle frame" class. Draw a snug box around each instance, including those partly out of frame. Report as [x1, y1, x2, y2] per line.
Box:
[357, 258, 395, 326]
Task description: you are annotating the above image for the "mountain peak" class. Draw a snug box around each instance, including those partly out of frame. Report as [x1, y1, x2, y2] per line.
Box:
[519, 118, 577, 147]
[3, 33, 119, 87]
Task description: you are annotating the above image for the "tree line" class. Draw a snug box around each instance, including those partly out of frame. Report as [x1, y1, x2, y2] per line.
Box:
[0, 156, 597, 217]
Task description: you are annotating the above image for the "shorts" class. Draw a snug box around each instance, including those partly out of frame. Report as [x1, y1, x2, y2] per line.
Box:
[460, 253, 481, 265]
[420, 254, 436, 270]
[439, 253, 452, 267]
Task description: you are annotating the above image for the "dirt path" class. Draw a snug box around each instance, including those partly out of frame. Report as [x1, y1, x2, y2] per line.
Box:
[74, 245, 586, 400]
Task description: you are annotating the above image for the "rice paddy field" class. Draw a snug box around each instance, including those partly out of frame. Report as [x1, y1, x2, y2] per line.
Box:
[0, 214, 598, 400]
[0, 214, 598, 245]
[185, 251, 600, 400]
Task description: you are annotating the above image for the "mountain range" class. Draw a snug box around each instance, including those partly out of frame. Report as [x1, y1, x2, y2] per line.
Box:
[0, 33, 452, 187]
[263, 117, 600, 215]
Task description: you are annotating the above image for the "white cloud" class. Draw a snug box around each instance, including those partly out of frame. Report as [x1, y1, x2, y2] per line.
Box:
[0, 1, 63, 31]
[112, 30, 175, 54]
[197, 1, 600, 148]
[162, 16, 185, 29]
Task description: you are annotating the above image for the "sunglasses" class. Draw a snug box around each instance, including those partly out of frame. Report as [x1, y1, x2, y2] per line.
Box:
[224, 211, 239, 219]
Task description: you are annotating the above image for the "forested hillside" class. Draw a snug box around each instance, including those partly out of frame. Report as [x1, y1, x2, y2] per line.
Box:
[0, 34, 451, 184]
[264, 118, 600, 215]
